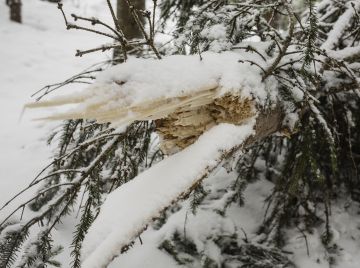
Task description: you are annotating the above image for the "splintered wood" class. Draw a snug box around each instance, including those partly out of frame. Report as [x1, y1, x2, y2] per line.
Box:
[27, 85, 255, 154]
[155, 95, 254, 154]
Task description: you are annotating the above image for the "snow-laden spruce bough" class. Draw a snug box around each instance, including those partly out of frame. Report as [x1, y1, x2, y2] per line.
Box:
[1, 0, 360, 267]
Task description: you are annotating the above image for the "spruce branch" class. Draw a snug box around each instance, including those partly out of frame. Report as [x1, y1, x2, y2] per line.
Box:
[262, 5, 296, 81]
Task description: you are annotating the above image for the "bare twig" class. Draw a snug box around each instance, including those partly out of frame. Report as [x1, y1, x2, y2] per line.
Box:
[76, 43, 122, 57]
[0, 170, 83, 212]
[125, 0, 162, 59]
[296, 226, 310, 257]
[71, 14, 126, 42]
[31, 69, 102, 101]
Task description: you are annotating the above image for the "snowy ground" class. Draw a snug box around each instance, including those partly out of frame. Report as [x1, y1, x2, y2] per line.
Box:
[0, 1, 174, 267]
[1, 1, 360, 268]
[0, 0, 109, 214]
[0, 0, 108, 265]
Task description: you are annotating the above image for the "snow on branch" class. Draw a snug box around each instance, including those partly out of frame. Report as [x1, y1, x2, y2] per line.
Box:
[321, 1, 360, 51]
[80, 121, 256, 268]
[24, 49, 282, 267]
[26, 51, 269, 126]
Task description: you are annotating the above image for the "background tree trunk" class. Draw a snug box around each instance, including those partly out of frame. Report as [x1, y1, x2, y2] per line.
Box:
[117, 0, 144, 39]
[7, 0, 22, 23]
[113, 0, 145, 61]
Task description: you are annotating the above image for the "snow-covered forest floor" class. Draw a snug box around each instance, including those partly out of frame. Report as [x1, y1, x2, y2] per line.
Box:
[0, 0, 114, 197]
[0, 0, 105, 214]
[1, 1, 360, 268]
[0, 1, 175, 266]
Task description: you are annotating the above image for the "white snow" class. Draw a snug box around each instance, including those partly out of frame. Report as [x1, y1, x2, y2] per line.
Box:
[291, 86, 305, 102]
[200, 24, 227, 40]
[321, 1, 360, 51]
[326, 46, 360, 60]
[0, 0, 109, 213]
[81, 121, 256, 268]
[27, 50, 269, 126]
[283, 112, 299, 131]
[200, 23, 231, 52]
[0, 0, 110, 265]
[2, 1, 360, 268]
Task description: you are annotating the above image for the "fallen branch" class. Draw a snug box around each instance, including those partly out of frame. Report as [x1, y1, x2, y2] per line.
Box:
[80, 107, 283, 268]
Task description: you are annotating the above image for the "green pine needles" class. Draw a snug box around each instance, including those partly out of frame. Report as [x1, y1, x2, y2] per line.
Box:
[1, 0, 360, 267]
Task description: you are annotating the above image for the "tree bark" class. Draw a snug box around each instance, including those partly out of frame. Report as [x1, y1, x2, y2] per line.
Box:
[113, 0, 145, 61]
[7, 0, 22, 23]
[117, 0, 144, 39]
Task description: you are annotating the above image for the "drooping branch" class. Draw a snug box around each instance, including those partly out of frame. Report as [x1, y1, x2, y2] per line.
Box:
[80, 107, 285, 268]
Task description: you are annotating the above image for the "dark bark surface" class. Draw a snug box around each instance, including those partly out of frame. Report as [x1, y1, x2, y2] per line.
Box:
[117, 0, 144, 39]
[7, 0, 22, 23]
[113, 0, 145, 60]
